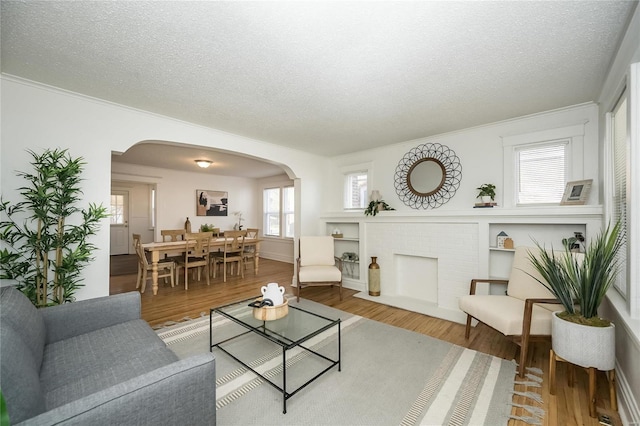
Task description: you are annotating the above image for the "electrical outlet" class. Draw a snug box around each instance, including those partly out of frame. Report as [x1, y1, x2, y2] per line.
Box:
[598, 414, 613, 425]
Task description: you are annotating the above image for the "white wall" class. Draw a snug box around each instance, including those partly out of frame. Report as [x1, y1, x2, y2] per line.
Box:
[327, 103, 599, 213]
[1, 77, 327, 300]
[113, 162, 260, 237]
[597, 5, 640, 424]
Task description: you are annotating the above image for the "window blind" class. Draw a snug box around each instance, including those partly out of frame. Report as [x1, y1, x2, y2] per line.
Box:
[612, 95, 628, 297]
[516, 142, 568, 204]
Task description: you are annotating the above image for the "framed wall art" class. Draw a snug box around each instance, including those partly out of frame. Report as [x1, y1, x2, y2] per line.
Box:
[196, 190, 228, 216]
[560, 179, 592, 205]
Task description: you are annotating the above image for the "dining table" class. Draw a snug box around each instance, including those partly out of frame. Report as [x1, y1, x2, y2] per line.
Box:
[142, 237, 263, 295]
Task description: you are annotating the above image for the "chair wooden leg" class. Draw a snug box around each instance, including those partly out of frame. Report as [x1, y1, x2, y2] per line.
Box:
[588, 367, 597, 418]
[465, 314, 472, 339]
[518, 338, 528, 378]
[170, 266, 175, 287]
[136, 267, 142, 290]
[339, 282, 342, 300]
[140, 269, 147, 293]
[184, 268, 189, 290]
[549, 349, 557, 395]
[297, 282, 301, 302]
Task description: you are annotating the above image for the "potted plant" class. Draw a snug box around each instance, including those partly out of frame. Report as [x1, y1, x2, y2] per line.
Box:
[527, 222, 623, 370]
[364, 200, 395, 216]
[0, 149, 107, 307]
[476, 183, 496, 203]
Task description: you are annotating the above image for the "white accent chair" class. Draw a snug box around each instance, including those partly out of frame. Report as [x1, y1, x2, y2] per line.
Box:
[459, 246, 568, 377]
[296, 236, 343, 302]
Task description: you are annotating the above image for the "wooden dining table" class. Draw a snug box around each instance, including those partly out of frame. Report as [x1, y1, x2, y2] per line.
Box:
[142, 237, 262, 295]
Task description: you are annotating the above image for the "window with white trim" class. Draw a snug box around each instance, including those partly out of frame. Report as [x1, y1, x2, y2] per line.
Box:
[344, 172, 367, 209]
[516, 141, 568, 205]
[611, 92, 628, 298]
[110, 194, 125, 225]
[263, 186, 295, 238]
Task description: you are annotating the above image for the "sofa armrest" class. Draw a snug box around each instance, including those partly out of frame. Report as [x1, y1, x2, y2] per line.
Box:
[41, 292, 141, 344]
[17, 353, 216, 426]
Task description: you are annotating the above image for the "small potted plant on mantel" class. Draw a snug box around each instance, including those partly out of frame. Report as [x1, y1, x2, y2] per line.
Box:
[476, 183, 496, 204]
[526, 222, 623, 371]
[364, 200, 395, 216]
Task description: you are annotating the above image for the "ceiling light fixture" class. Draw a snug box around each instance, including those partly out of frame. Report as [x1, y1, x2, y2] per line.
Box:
[195, 159, 212, 168]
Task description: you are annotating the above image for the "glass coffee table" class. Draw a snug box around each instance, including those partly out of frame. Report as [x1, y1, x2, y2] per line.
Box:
[209, 297, 341, 413]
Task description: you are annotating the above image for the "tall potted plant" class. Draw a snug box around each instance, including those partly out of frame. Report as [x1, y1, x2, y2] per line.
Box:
[527, 222, 623, 370]
[0, 149, 108, 307]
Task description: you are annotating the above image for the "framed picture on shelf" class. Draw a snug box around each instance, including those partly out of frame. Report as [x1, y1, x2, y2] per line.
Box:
[196, 190, 228, 216]
[560, 179, 592, 205]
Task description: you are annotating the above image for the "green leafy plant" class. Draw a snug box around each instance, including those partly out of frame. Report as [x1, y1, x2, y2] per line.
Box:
[364, 200, 395, 216]
[526, 222, 623, 326]
[476, 183, 496, 200]
[200, 223, 216, 232]
[0, 149, 108, 307]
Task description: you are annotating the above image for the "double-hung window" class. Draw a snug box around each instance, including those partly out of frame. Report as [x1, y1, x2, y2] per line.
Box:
[263, 186, 294, 238]
[515, 141, 568, 205]
[610, 92, 629, 298]
[344, 171, 368, 209]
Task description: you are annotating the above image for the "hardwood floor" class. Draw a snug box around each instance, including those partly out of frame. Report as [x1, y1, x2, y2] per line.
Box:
[110, 257, 620, 426]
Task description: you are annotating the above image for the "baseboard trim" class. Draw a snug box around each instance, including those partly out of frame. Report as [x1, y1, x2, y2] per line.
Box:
[617, 361, 640, 425]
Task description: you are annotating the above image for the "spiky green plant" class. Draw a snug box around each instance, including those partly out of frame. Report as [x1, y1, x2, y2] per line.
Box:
[0, 149, 108, 306]
[527, 222, 623, 322]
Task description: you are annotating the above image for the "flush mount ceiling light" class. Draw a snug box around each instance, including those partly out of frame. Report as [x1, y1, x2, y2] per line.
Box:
[195, 159, 212, 168]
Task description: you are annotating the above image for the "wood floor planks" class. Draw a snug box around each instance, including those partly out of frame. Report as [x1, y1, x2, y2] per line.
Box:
[110, 257, 620, 426]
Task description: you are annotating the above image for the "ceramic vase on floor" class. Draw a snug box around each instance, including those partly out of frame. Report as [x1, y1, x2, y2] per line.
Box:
[368, 257, 380, 296]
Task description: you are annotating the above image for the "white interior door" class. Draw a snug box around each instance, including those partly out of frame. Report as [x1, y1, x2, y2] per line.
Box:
[110, 190, 130, 255]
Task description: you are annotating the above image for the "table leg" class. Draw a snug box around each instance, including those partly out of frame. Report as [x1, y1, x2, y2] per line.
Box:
[151, 251, 160, 295]
[282, 347, 287, 414]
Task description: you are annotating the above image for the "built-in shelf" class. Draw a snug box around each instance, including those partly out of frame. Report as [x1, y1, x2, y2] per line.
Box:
[489, 247, 515, 252]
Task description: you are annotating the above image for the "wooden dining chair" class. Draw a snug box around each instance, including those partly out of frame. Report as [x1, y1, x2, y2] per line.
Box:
[160, 229, 185, 242]
[212, 230, 245, 282]
[243, 228, 259, 271]
[132, 233, 175, 293]
[175, 232, 212, 290]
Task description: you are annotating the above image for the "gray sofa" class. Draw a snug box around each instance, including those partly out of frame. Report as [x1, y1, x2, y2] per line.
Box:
[0, 287, 216, 425]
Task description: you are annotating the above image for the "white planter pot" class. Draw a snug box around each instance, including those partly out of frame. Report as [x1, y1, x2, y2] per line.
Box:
[481, 195, 492, 203]
[552, 311, 615, 370]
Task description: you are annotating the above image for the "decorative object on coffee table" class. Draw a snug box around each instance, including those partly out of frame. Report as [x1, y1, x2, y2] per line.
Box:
[368, 257, 380, 296]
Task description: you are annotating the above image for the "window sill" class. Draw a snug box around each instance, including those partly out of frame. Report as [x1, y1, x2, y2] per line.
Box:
[604, 290, 640, 348]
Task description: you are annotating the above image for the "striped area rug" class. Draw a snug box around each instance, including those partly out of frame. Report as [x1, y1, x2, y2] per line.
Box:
[157, 298, 524, 425]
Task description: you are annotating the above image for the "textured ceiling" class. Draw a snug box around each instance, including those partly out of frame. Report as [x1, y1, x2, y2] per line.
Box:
[1, 1, 637, 159]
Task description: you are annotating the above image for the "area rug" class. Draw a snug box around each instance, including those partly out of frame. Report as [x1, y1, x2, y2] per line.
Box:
[156, 298, 533, 425]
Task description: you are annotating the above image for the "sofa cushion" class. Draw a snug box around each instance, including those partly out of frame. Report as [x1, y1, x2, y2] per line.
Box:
[0, 322, 46, 423]
[0, 287, 46, 367]
[40, 319, 179, 409]
[459, 294, 555, 336]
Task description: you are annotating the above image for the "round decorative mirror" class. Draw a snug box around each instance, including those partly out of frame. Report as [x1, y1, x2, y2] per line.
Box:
[407, 158, 446, 196]
[394, 143, 462, 209]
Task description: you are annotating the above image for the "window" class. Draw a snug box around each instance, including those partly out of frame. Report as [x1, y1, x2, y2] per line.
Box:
[263, 186, 295, 238]
[611, 93, 628, 298]
[515, 141, 568, 205]
[110, 194, 125, 224]
[344, 172, 367, 209]
[150, 187, 156, 228]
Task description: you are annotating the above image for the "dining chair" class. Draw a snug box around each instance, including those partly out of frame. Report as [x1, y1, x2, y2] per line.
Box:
[160, 229, 185, 242]
[296, 236, 343, 302]
[132, 233, 175, 293]
[243, 228, 259, 271]
[212, 230, 245, 282]
[175, 232, 212, 290]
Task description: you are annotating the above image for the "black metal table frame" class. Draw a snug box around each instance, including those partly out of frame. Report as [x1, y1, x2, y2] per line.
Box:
[209, 299, 341, 414]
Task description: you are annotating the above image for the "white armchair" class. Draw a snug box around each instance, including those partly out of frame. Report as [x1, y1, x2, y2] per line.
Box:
[458, 246, 566, 377]
[296, 236, 343, 302]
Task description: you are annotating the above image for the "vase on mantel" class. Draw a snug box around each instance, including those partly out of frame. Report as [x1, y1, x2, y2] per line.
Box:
[368, 257, 380, 296]
[185, 217, 192, 233]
